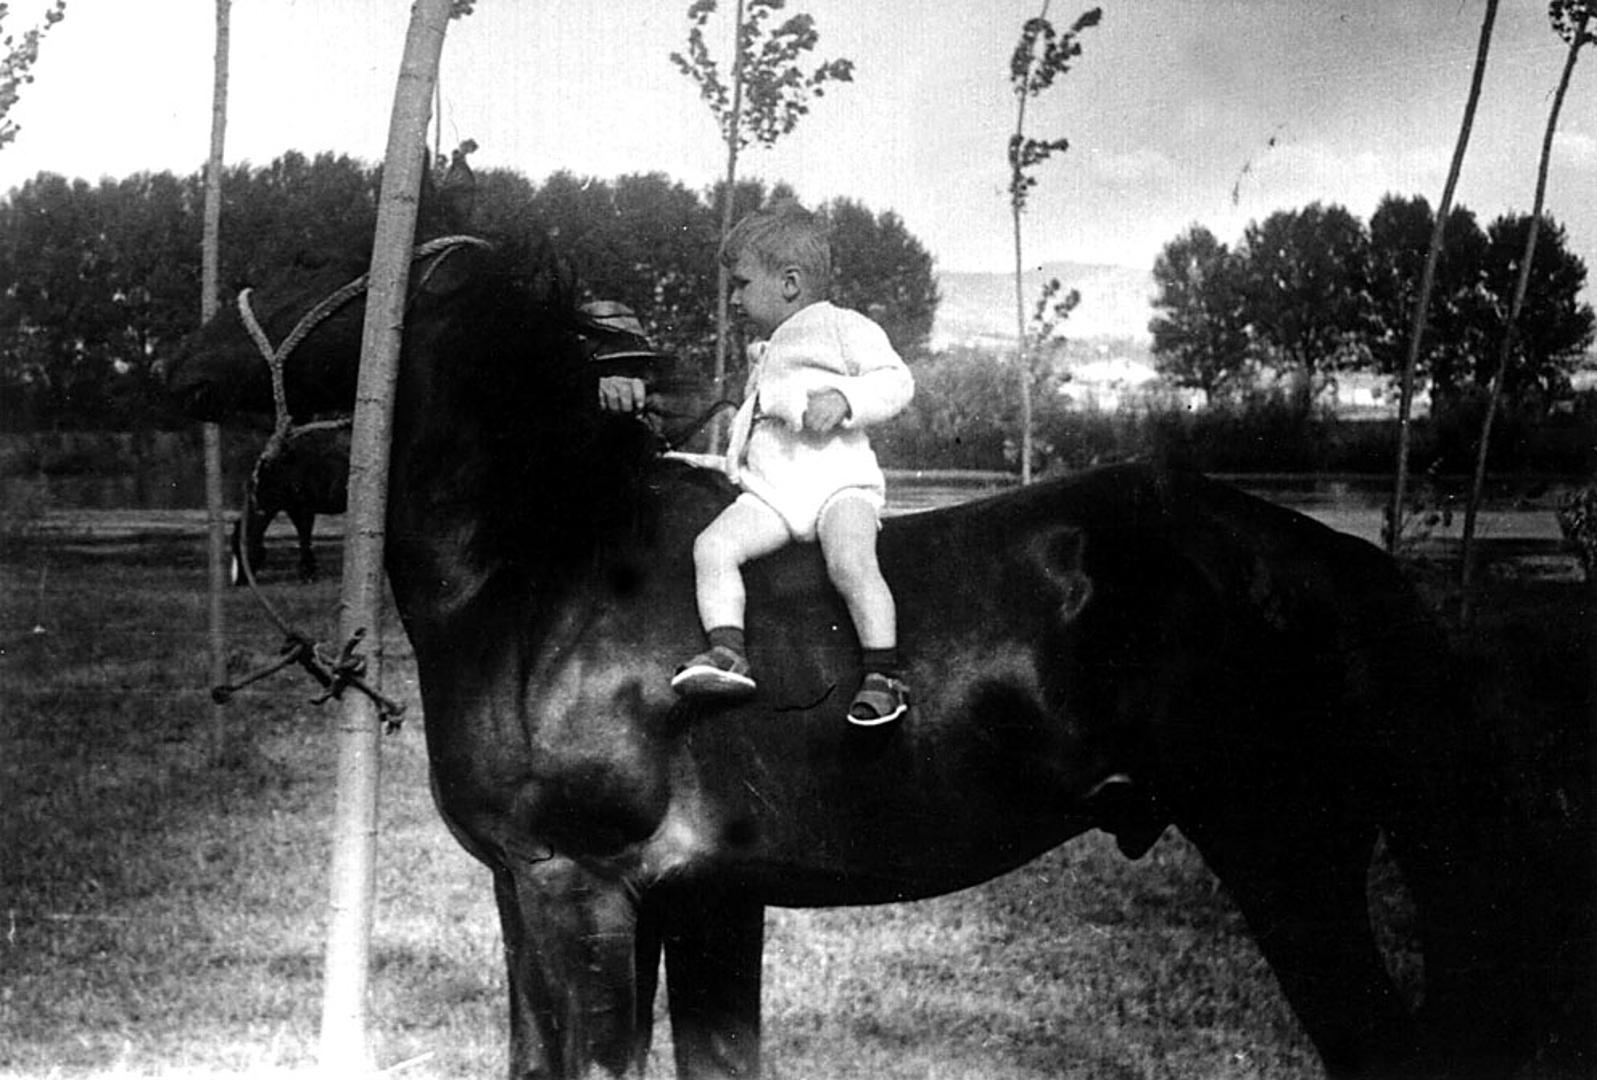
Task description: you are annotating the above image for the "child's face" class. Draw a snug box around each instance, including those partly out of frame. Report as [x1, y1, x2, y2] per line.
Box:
[728, 252, 794, 337]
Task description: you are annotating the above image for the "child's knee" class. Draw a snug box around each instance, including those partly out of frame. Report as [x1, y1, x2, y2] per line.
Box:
[692, 529, 725, 569]
[824, 542, 878, 594]
[694, 526, 746, 572]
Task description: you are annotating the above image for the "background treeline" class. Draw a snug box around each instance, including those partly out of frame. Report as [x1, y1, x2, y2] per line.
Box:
[1148, 197, 1594, 415]
[877, 184, 1597, 475]
[0, 150, 940, 431]
[2, 151, 1593, 479]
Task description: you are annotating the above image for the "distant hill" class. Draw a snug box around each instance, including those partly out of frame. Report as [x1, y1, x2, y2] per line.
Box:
[932, 262, 1156, 349]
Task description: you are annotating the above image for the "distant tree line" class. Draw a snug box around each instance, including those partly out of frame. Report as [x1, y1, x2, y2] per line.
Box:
[1149, 195, 1595, 415]
[0, 150, 939, 430]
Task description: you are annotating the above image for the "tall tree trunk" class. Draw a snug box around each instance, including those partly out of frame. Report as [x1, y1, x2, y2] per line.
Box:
[1388, 0, 1496, 554]
[1009, 0, 1052, 486]
[1011, 190, 1032, 486]
[318, 0, 453, 1070]
[710, 0, 747, 453]
[202, 0, 231, 765]
[1459, 8, 1588, 623]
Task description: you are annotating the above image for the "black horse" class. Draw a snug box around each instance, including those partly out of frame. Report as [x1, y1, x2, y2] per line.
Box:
[166, 237, 1534, 1080]
[231, 425, 350, 585]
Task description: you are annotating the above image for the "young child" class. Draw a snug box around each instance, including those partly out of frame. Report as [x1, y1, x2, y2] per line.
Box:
[671, 202, 915, 726]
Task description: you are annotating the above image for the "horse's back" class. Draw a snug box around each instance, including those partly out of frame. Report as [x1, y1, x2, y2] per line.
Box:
[874, 463, 1458, 825]
[692, 464, 1433, 901]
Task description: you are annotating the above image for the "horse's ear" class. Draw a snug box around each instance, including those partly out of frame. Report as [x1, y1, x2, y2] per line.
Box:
[416, 139, 478, 239]
[1032, 525, 1093, 624]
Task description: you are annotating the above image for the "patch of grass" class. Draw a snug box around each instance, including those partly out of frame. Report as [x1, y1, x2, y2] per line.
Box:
[1, 534, 1588, 1078]
[0, 544, 462, 1077]
[764, 838, 1317, 1080]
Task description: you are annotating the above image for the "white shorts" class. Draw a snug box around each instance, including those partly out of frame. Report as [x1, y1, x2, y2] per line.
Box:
[738, 422, 886, 541]
[735, 485, 883, 543]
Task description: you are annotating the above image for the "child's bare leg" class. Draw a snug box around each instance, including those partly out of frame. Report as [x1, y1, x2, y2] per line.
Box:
[819, 497, 909, 725]
[673, 497, 789, 697]
[692, 497, 790, 631]
[817, 495, 896, 648]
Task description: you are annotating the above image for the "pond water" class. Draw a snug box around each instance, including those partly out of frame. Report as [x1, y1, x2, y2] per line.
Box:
[1211, 472, 1566, 511]
[883, 472, 1570, 547]
[7, 467, 1572, 549]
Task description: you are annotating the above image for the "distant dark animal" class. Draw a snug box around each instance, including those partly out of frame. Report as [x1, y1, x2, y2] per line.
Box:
[231, 426, 350, 586]
[166, 237, 1533, 1080]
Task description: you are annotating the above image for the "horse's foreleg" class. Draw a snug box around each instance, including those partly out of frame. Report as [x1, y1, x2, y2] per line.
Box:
[492, 853, 642, 1080]
[288, 506, 318, 581]
[633, 892, 664, 1069]
[229, 515, 247, 586]
[659, 885, 764, 1079]
[1187, 818, 1416, 1079]
[1386, 797, 1541, 1078]
[230, 510, 272, 587]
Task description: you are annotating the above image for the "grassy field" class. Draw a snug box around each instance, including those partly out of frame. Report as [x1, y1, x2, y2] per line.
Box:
[0, 522, 1589, 1079]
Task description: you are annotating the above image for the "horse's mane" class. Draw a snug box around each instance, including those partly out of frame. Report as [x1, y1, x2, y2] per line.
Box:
[399, 232, 696, 576]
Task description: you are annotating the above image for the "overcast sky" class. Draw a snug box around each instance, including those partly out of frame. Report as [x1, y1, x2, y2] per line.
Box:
[1, 0, 1592, 292]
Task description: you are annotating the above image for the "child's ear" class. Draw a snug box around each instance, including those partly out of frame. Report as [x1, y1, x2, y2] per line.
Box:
[781, 267, 803, 300]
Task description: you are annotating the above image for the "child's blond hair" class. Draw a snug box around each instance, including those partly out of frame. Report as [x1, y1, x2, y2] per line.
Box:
[720, 200, 832, 294]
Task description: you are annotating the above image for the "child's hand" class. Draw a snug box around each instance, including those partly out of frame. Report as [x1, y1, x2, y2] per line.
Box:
[802, 388, 851, 433]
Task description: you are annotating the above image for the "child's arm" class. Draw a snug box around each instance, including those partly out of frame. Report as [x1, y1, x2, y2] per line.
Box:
[825, 312, 914, 429]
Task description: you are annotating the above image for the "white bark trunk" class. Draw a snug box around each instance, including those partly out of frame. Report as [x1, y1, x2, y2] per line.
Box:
[318, 0, 454, 1070]
[202, 0, 230, 762]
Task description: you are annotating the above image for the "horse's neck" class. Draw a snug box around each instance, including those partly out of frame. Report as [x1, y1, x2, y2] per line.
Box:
[385, 408, 706, 632]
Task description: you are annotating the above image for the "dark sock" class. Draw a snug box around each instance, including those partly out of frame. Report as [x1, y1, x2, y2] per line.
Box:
[861, 646, 901, 678]
[707, 625, 746, 656]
